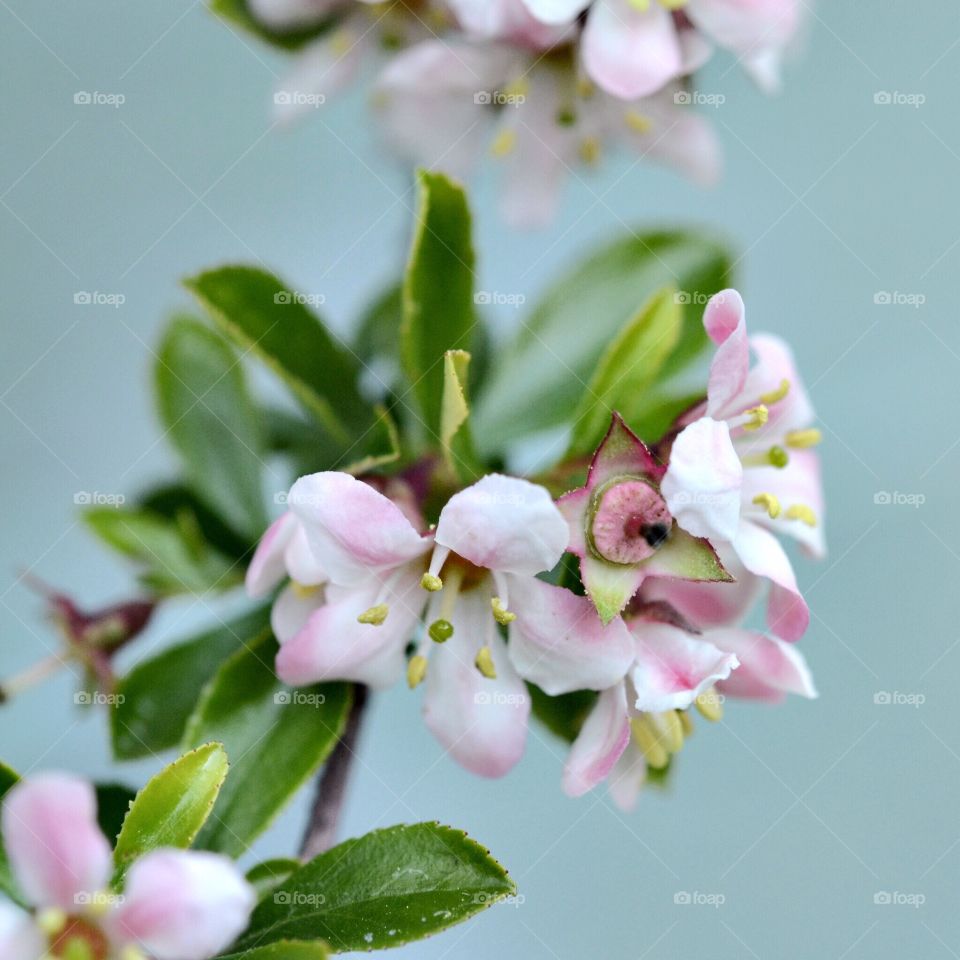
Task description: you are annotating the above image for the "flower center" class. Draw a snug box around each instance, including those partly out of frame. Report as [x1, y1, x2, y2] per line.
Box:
[589, 477, 673, 565]
[48, 916, 111, 960]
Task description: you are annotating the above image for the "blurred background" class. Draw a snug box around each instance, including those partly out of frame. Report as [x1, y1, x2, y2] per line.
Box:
[1, 2, 958, 957]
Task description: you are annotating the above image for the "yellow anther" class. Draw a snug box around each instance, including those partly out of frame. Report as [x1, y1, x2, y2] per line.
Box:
[37, 908, 67, 936]
[491, 597, 516, 626]
[407, 655, 428, 689]
[330, 29, 354, 57]
[580, 136, 601, 165]
[420, 572, 443, 592]
[120, 948, 148, 960]
[630, 716, 669, 769]
[760, 378, 791, 405]
[474, 646, 497, 680]
[679, 709, 695, 737]
[785, 428, 823, 449]
[491, 129, 517, 158]
[625, 110, 653, 134]
[577, 76, 596, 99]
[357, 604, 388, 626]
[652, 710, 684, 754]
[752, 492, 781, 519]
[659, 0, 689, 8]
[695, 688, 724, 722]
[784, 504, 817, 527]
[291, 581, 322, 600]
[503, 77, 529, 99]
[627, 0, 651, 10]
[742, 405, 769, 431]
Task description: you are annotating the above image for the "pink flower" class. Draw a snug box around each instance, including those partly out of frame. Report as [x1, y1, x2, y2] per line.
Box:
[557, 413, 732, 625]
[0, 774, 254, 960]
[659, 289, 825, 641]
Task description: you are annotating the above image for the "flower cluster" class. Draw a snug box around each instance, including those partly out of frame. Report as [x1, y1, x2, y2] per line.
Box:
[249, 288, 823, 807]
[0, 775, 254, 960]
[243, 0, 804, 225]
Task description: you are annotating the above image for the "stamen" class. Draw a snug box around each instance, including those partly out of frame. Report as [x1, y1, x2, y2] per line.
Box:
[37, 908, 67, 937]
[357, 604, 389, 626]
[491, 597, 516, 626]
[630, 716, 669, 769]
[474, 646, 497, 679]
[784, 504, 817, 527]
[760, 378, 790, 405]
[625, 110, 652, 134]
[580, 137, 601, 165]
[407, 655, 428, 689]
[785, 428, 822, 449]
[741, 405, 769, 431]
[752, 493, 781, 519]
[291, 581, 322, 600]
[420, 573, 443, 592]
[428, 619, 454, 643]
[679, 710, 695, 737]
[740, 445, 789, 469]
[695, 687, 724, 722]
[651, 710, 684, 754]
[0, 652, 65, 702]
[491, 129, 516, 158]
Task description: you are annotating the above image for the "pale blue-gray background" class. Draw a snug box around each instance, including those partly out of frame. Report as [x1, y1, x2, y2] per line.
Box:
[2, 2, 958, 957]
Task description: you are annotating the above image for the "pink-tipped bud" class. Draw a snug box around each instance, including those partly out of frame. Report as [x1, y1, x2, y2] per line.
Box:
[589, 478, 672, 565]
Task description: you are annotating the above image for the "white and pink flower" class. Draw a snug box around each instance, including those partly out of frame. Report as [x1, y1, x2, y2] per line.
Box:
[0, 774, 254, 960]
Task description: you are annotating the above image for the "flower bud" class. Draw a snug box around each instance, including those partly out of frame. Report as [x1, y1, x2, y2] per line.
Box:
[588, 478, 673, 565]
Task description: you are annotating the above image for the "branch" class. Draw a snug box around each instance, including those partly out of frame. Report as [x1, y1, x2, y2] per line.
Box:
[299, 684, 369, 861]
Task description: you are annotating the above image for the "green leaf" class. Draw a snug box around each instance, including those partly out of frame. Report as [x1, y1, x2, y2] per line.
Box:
[527, 685, 598, 744]
[0, 762, 23, 904]
[184, 634, 351, 857]
[111, 606, 271, 761]
[233, 822, 516, 953]
[568, 287, 681, 457]
[440, 350, 483, 483]
[95, 783, 137, 847]
[84, 507, 240, 595]
[210, 0, 335, 50]
[247, 858, 303, 901]
[220, 942, 331, 960]
[401, 171, 476, 438]
[184, 266, 369, 447]
[156, 316, 266, 542]
[113, 743, 228, 885]
[475, 230, 733, 449]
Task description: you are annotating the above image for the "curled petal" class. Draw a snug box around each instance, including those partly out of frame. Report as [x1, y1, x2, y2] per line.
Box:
[703, 289, 750, 418]
[661, 417, 742, 543]
[608, 743, 647, 812]
[741, 333, 815, 435]
[508, 576, 635, 694]
[245, 513, 296, 599]
[288, 472, 430, 586]
[630, 622, 739, 712]
[2, 775, 111, 910]
[562, 683, 630, 797]
[423, 591, 530, 778]
[109, 849, 255, 960]
[710, 628, 817, 701]
[271, 582, 324, 645]
[435, 474, 568, 576]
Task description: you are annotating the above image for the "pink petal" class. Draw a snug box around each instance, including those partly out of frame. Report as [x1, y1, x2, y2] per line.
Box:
[556, 486, 591, 558]
[733, 521, 809, 641]
[630, 622, 739, 712]
[608, 743, 647, 812]
[245, 513, 296, 599]
[703, 289, 750, 418]
[109, 850, 255, 960]
[435, 474, 568, 576]
[562, 684, 631, 797]
[423, 591, 530, 778]
[710, 628, 817, 701]
[583, 0, 683, 100]
[2, 775, 111, 910]
[740, 333, 815, 435]
[275, 573, 419, 689]
[288, 472, 430, 586]
[508, 576, 635, 694]
[0, 901, 44, 960]
[661, 417, 742, 543]
[270, 582, 324, 645]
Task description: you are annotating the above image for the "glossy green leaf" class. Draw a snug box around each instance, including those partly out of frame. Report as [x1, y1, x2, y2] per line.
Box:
[156, 316, 266, 542]
[95, 783, 137, 847]
[111, 606, 271, 761]
[113, 743, 228, 884]
[184, 634, 351, 857]
[568, 287, 681, 456]
[233, 822, 516, 953]
[401, 171, 476, 438]
[210, 0, 334, 50]
[475, 230, 732, 449]
[184, 266, 368, 447]
[440, 350, 482, 483]
[247, 858, 303, 901]
[84, 506, 240, 595]
[220, 942, 331, 960]
[0, 762, 22, 904]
